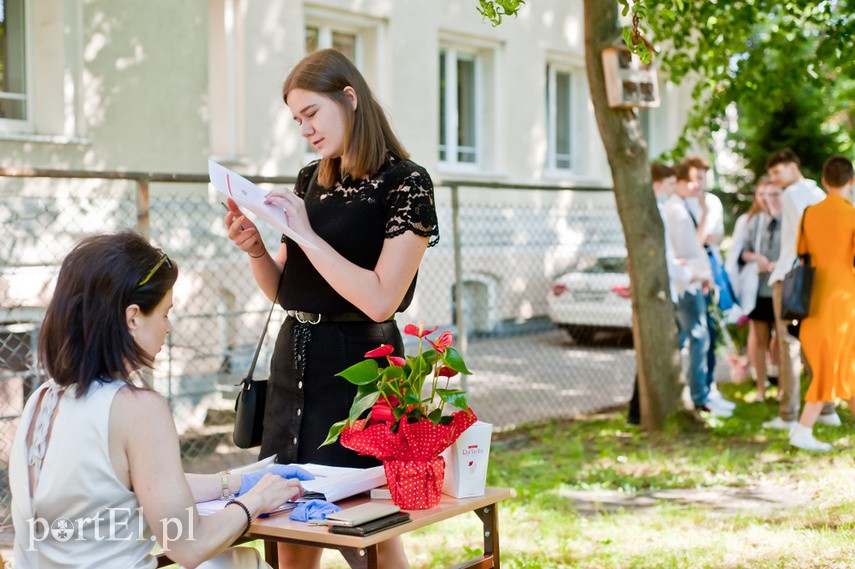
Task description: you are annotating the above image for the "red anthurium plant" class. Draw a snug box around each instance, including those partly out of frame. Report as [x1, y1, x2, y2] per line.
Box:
[322, 323, 473, 447]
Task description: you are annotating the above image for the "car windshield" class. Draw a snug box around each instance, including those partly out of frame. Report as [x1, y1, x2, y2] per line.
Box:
[581, 256, 627, 274]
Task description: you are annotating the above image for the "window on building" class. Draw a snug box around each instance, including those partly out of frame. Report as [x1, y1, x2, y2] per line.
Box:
[0, 0, 27, 124]
[303, 23, 362, 161]
[546, 65, 575, 171]
[439, 47, 479, 166]
[305, 25, 357, 62]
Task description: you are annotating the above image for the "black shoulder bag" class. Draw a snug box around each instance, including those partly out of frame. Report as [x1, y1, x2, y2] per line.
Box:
[781, 207, 815, 321]
[233, 279, 282, 449]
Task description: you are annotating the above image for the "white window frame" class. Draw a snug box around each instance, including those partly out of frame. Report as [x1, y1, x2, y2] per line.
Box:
[544, 60, 587, 177]
[208, 0, 247, 163]
[546, 64, 573, 172]
[438, 45, 481, 171]
[302, 8, 385, 164]
[0, 0, 33, 135]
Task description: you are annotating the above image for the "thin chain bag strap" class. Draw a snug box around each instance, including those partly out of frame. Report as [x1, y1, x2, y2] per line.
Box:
[246, 284, 281, 379]
[233, 265, 286, 448]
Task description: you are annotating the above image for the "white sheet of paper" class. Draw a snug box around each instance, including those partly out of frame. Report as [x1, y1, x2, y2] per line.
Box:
[300, 464, 386, 503]
[208, 160, 318, 250]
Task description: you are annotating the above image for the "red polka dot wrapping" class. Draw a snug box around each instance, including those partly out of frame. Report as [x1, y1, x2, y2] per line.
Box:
[339, 409, 477, 509]
[384, 456, 445, 509]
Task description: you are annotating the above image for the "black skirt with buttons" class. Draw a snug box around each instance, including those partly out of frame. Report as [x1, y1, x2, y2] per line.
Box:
[259, 316, 404, 468]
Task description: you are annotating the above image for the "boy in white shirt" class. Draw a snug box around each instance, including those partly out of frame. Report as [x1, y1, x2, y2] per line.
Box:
[762, 148, 839, 431]
[662, 163, 732, 417]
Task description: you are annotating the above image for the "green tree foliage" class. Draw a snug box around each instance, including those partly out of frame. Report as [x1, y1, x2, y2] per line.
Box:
[476, 0, 525, 25]
[636, 1, 855, 180]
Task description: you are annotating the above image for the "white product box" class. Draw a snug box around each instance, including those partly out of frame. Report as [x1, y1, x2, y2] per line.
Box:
[441, 421, 493, 498]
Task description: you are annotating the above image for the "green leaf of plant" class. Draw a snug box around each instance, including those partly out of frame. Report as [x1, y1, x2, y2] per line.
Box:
[442, 347, 471, 374]
[408, 354, 433, 382]
[382, 365, 405, 380]
[320, 420, 348, 447]
[428, 408, 443, 423]
[336, 359, 380, 385]
[403, 392, 421, 407]
[622, 27, 633, 49]
[379, 382, 398, 397]
[349, 390, 380, 423]
[437, 388, 469, 411]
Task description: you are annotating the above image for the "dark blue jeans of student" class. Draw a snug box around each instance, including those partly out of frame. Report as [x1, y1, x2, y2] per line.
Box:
[675, 288, 711, 407]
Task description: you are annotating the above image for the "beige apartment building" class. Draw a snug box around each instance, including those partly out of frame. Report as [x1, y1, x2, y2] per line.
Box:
[0, 0, 692, 385]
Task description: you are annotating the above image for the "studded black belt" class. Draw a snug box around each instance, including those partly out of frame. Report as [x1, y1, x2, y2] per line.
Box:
[286, 310, 378, 324]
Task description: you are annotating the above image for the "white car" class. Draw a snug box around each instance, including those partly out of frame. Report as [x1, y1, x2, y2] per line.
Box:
[547, 253, 632, 342]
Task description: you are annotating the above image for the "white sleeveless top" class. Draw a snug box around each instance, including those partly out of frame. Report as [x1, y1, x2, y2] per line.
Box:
[10, 380, 156, 569]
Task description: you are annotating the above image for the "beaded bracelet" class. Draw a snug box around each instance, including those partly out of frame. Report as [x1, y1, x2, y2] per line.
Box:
[226, 499, 252, 535]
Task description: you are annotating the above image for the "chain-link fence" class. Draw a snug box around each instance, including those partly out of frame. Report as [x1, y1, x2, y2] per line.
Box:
[0, 170, 635, 541]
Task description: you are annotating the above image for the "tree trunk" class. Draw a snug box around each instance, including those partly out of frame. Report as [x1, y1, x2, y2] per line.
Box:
[583, 0, 682, 430]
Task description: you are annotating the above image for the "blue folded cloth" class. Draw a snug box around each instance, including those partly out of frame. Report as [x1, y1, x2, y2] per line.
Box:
[289, 499, 342, 522]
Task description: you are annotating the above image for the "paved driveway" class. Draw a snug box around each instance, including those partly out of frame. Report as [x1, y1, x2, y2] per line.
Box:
[463, 329, 637, 429]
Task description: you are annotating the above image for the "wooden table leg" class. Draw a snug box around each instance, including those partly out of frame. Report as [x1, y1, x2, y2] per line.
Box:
[264, 540, 279, 567]
[474, 503, 501, 569]
[364, 544, 379, 569]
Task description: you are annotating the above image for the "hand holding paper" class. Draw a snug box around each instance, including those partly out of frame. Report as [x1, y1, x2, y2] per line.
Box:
[209, 160, 318, 250]
[263, 190, 316, 248]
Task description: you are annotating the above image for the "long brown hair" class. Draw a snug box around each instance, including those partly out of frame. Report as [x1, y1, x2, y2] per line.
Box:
[283, 49, 409, 187]
[39, 232, 178, 394]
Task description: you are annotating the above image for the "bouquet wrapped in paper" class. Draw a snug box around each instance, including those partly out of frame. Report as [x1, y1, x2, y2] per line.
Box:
[324, 324, 476, 509]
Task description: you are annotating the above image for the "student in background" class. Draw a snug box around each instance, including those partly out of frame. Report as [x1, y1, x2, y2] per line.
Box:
[628, 162, 692, 424]
[763, 149, 839, 431]
[680, 155, 736, 413]
[789, 156, 855, 451]
[663, 163, 731, 417]
[740, 180, 782, 401]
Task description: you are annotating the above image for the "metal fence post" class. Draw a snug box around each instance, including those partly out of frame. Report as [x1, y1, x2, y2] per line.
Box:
[136, 176, 150, 238]
[451, 183, 467, 392]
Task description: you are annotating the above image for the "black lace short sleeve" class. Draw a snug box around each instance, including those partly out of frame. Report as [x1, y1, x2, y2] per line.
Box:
[385, 162, 440, 247]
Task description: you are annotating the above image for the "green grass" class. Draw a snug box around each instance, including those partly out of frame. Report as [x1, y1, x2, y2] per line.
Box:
[319, 380, 855, 568]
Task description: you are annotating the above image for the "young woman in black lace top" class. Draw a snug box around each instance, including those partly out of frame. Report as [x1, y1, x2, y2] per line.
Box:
[224, 48, 437, 569]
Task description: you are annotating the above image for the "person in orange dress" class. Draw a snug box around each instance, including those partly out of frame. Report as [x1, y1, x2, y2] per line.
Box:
[789, 156, 855, 451]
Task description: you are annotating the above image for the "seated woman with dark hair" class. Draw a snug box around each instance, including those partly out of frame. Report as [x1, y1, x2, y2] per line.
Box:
[10, 232, 307, 569]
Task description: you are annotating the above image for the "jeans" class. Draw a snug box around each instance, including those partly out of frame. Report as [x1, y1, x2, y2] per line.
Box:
[675, 288, 711, 407]
[705, 294, 717, 387]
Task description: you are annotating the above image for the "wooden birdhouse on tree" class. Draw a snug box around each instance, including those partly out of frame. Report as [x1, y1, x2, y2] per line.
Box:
[601, 35, 660, 109]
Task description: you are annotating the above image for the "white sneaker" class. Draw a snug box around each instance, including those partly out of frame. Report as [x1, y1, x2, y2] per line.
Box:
[789, 424, 832, 452]
[762, 417, 796, 430]
[709, 388, 736, 410]
[817, 412, 842, 427]
[699, 397, 733, 418]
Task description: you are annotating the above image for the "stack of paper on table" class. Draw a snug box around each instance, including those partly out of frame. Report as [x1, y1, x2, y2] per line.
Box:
[196, 461, 386, 515]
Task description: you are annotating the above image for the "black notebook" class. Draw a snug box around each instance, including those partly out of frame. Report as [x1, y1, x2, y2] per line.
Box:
[328, 511, 412, 536]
